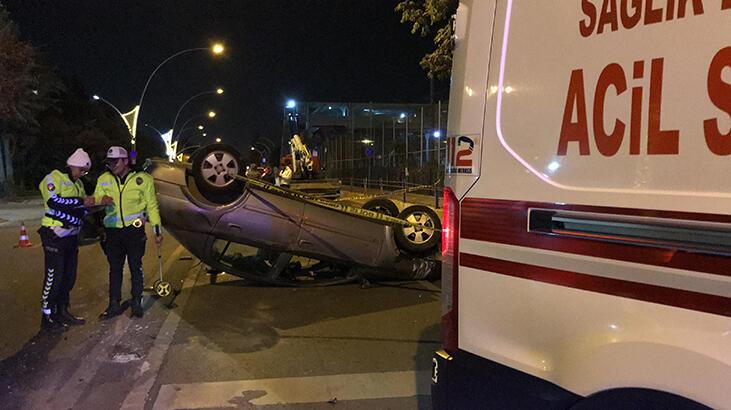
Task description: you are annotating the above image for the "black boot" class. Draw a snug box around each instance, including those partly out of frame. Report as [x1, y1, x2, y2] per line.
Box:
[131, 297, 144, 318]
[99, 300, 124, 320]
[41, 308, 68, 331]
[58, 303, 85, 326]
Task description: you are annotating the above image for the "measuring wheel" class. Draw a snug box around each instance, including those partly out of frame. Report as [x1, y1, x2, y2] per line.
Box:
[154, 280, 172, 297]
[153, 242, 172, 297]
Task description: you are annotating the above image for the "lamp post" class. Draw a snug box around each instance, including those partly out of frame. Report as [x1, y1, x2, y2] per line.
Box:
[92, 95, 138, 136]
[177, 111, 216, 136]
[282, 99, 297, 159]
[145, 124, 177, 161]
[176, 111, 216, 153]
[93, 95, 124, 118]
[171, 87, 224, 140]
[133, 43, 225, 160]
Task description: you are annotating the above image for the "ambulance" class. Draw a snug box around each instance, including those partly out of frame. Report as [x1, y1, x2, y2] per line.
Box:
[432, 1, 731, 408]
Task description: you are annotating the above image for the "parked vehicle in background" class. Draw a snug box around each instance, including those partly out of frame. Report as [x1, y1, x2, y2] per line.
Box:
[432, 1, 731, 408]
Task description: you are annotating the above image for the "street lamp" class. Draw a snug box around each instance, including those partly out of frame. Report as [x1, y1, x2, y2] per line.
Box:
[144, 124, 176, 161]
[215, 137, 222, 143]
[134, 43, 225, 159]
[170, 87, 224, 140]
[176, 111, 216, 149]
[92, 95, 138, 137]
[93, 95, 124, 118]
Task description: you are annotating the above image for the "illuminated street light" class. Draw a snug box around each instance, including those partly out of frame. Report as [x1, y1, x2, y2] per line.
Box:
[433, 130, 442, 138]
[91, 94, 138, 137]
[215, 137, 222, 143]
[176, 111, 217, 143]
[171, 87, 225, 140]
[399, 112, 406, 119]
[135, 44, 226, 159]
[250, 147, 255, 151]
[361, 139, 374, 144]
[197, 125, 204, 130]
[285, 99, 296, 109]
[202, 133, 207, 137]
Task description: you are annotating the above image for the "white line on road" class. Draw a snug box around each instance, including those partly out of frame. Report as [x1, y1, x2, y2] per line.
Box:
[153, 370, 431, 409]
[25, 245, 185, 410]
[120, 256, 201, 410]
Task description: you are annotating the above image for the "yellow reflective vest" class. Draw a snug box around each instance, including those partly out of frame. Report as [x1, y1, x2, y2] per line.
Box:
[93, 170, 161, 230]
[39, 169, 86, 228]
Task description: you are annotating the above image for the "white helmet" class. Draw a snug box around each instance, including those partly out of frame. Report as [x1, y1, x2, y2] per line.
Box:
[66, 148, 92, 169]
[106, 146, 128, 159]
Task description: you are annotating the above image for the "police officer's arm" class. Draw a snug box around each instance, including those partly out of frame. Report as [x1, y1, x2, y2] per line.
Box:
[93, 175, 114, 205]
[93, 176, 106, 203]
[143, 174, 162, 236]
[42, 173, 84, 212]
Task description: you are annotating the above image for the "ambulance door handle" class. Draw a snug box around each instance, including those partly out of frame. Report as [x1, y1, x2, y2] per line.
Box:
[528, 208, 731, 257]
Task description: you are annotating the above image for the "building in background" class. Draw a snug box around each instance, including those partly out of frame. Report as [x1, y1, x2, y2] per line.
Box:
[284, 101, 448, 185]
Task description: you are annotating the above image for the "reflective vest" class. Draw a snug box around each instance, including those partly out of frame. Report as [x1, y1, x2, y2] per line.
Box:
[39, 170, 85, 228]
[93, 170, 161, 230]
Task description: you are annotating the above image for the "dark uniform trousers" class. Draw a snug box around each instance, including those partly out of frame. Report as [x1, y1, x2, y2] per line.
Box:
[105, 225, 146, 303]
[39, 227, 79, 312]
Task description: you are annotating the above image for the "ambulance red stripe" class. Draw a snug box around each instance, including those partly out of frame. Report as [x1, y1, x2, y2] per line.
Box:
[460, 198, 731, 277]
[460, 253, 731, 317]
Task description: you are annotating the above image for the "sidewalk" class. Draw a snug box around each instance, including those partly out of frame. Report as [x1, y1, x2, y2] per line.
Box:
[0, 198, 44, 227]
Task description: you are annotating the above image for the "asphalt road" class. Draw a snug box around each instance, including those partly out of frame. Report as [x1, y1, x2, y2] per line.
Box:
[0, 221, 441, 409]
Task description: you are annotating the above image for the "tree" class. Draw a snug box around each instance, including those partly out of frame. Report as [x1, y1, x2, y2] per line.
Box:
[396, 0, 458, 80]
[0, 6, 64, 194]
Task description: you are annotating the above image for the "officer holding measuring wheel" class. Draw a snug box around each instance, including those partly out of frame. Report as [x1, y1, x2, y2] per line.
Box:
[94, 146, 162, 319]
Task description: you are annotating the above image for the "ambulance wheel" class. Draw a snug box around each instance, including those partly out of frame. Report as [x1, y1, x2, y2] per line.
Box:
[362, 198, 399, 217]
[191, 144, 244, 199]
[154, 280, 172, 297]
[394, 205, 441, 254]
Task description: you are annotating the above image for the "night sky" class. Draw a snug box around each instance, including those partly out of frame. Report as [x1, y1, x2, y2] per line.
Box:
[3, 1, 436, 151]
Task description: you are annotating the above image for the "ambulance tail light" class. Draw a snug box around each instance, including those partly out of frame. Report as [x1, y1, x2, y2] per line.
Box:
[441, 186, 459, 353]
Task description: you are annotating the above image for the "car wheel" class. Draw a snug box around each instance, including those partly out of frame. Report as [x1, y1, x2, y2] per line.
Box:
[190, 144, 244, 202]
[394, 205, 441, 254]
[362, 198, 399, 217]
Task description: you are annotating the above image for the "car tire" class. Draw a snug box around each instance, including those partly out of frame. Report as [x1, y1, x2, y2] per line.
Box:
[394, 205, 441, 254]
[362, 198, 399, 217]
[190, 144, 244, 202]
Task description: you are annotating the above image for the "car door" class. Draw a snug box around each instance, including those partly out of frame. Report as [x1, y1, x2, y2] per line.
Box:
[211, 188, 304, 252]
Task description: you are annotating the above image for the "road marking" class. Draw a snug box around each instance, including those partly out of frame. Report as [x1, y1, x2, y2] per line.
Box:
[153, 370, 431, 408]
[26, 245, 185, 410]
[120, 253, 200, 410]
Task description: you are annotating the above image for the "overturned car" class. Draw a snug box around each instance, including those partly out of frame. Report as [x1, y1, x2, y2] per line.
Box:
[149, 144, 441, 286]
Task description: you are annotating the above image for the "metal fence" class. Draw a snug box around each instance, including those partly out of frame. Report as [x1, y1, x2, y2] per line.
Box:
[290, 101, 448, 188]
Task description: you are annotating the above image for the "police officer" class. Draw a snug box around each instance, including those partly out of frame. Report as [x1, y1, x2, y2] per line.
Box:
[39, 148, 105, 329]
[94, 146, 162, 319]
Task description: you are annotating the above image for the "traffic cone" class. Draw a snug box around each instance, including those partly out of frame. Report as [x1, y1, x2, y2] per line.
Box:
[16, 221, 33, 248]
